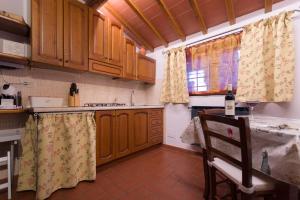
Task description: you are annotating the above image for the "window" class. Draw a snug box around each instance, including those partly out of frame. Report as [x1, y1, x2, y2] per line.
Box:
[186, 33, 241, 96]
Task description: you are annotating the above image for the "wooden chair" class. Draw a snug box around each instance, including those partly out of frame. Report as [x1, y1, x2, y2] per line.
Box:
[0, 151, 12, 199]
[199, 109, 234, 200]
[199, 113, 275, 200]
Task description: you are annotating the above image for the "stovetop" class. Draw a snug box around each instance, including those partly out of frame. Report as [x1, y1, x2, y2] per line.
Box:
[83, 103, 127, 107]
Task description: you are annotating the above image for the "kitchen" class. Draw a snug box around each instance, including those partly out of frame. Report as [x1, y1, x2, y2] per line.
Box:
[0, 0, 300, 199]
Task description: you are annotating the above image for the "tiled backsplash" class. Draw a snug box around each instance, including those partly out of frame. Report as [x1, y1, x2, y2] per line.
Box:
[0, 67, 148, 107]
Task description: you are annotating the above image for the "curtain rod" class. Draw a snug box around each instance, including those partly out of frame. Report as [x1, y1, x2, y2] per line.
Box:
[186, 28, 242, 48]
[162, 8, 300, 53]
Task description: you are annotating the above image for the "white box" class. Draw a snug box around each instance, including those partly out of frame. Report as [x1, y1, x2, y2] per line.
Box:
[0, 39, 25, 57]
[29, 96, 64, 107]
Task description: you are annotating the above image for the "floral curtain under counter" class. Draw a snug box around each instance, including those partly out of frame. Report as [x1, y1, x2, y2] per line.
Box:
[17, 112, 96, 200]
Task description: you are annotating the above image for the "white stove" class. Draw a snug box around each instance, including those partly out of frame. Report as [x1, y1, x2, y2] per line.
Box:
[83, 103, 127, 107]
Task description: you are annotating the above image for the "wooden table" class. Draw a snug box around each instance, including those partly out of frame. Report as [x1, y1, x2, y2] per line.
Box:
[181, 115, 300, 199]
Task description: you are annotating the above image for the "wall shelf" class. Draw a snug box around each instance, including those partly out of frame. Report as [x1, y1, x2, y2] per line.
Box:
[0, 109, 26, 114]
[0, 14, 30, 37]
[0, 52, 29, 66]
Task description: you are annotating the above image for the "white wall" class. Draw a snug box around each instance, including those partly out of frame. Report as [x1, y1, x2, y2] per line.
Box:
[146, 0, 300, 150]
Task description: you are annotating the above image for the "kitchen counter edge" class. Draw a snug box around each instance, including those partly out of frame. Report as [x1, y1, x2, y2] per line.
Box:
[30, 105, 164, 113]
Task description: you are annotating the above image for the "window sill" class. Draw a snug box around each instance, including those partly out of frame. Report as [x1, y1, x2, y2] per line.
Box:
[189, 89, 236, 96]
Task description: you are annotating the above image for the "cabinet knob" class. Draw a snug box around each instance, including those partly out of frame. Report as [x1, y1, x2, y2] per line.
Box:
[59, 58, 63, 62]
[65, 60, 69, 63]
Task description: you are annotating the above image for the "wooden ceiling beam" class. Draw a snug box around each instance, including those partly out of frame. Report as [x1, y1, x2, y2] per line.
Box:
[224, 0, 236, 25]
[265, 0, 273, 13]
[104, 4, 154, 52]
[84, 0, 108, 8]
[156, 0, 186, 41]
[124, 0, 168, 47]
[188, 0, 207, 34]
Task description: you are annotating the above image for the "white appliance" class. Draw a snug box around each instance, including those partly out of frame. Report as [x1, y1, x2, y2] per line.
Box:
[29, 96, 64, 107]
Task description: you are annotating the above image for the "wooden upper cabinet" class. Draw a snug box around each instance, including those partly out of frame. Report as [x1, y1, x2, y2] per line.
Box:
[95, 110, 116, 166]
[31, 0, 63, 66]
[89, 8, 107, 63]
[123, 38, 136, 80]
[137, 54, 156, 84]
[88, 12, 123, 77]
[132, 110, 149, 152]
[63, 0, 88, 71]
[108, 19, 123, 67]
[115, 110, 133, 158]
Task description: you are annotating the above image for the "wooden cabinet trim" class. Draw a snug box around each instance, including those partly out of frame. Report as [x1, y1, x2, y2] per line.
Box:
[89, 59, 122, 77]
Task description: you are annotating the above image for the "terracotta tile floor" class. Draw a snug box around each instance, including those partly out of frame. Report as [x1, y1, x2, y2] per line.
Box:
[1, 145, 207, 200]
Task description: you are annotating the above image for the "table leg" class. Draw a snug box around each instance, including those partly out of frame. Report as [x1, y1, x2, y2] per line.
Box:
[275, 182, 298, 200]
[10, 141, 14, 184]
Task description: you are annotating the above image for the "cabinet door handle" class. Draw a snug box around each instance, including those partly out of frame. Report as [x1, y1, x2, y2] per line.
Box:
[59, 58, 63, 62]
[65, 60, 69, 63]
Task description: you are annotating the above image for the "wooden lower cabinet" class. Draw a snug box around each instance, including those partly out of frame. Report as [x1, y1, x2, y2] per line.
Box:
[149, 109, 163, 145]
[132, 110, 149, 152]
[115, 110, 133, 158]
[95, 110, 115, 165]
[96, 108, 163, 166]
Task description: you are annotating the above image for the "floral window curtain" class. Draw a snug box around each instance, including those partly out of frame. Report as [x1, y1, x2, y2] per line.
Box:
[160, 46, 189, 103]
[236, 12, 295, 102]
[17, 112, 96, 200]
[186, 33, 241, 95]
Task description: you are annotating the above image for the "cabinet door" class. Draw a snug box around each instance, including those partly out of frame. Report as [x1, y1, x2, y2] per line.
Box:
[148, 109, 163, 145]
[95, 111, 115, 166]
[108, 19, 123, 67]
[31, 0, 63, 66]
[123, 38, 136, 79]
[115, 110, 133, 158]
[132, 110, 149, 152]
[89, 8, 108, 63]
[137, 54, 156, 84]
[64, 0, 88, 71]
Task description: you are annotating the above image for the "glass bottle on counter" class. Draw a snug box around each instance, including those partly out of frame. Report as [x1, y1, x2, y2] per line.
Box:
[225, 84, 235, 117]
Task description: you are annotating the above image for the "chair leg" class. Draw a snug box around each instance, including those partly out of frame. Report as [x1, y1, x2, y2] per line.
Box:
[229, 182, 238, 200]
[7, 151, 12, 200]
[209, 166, 217, 200]
[202, 149, 210, 200]
[264, 195, 274, 200]
[241, 192, 252, 200]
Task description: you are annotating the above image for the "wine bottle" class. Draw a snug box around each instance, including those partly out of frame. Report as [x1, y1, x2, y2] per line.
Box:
[225, 84, 235, 117]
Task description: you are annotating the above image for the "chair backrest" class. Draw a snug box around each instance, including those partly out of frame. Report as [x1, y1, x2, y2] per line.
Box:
[197, 109, 225, 149]
[201, 109, 225, 115]
[199, 113, 253, 188]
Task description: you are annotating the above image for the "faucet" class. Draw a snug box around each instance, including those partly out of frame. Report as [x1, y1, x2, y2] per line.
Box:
[130, 90, 135, 106]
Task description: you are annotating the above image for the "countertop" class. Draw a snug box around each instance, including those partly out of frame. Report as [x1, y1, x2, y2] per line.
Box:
[29, 105, 164, 113]
[0, 109, 26, 114]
